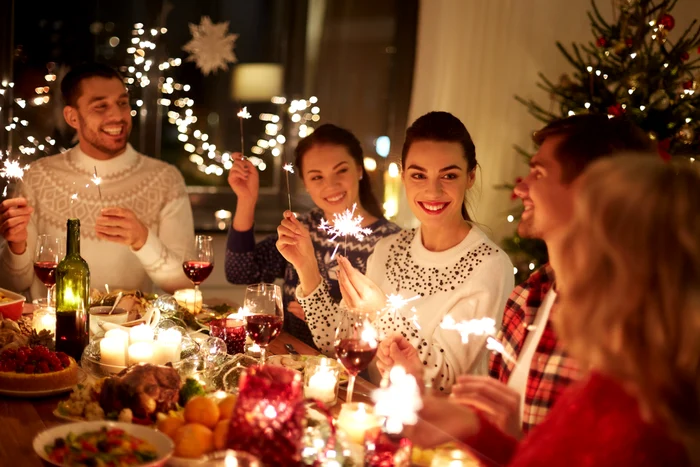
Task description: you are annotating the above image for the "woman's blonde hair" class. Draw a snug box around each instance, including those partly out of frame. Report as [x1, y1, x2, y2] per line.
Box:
[556, 155, 700, 457]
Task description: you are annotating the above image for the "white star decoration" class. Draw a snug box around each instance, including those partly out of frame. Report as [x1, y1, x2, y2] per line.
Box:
[182, 16, 239, 75]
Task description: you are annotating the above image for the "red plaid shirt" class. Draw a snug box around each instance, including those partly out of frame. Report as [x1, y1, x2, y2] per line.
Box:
[489, 264, 581, 433]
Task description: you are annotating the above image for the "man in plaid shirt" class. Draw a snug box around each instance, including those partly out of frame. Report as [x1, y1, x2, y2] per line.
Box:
[449, 114, 655, 438]
[378, 114, 655, 440]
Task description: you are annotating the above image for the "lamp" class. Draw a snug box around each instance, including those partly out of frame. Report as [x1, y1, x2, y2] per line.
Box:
[231, 63, 284, 102]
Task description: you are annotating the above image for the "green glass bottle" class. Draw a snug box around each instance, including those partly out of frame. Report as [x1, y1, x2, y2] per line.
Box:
[55, 218, 90, 361]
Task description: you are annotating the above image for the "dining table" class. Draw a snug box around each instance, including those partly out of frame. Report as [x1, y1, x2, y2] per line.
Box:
[0, 302, 378, 466]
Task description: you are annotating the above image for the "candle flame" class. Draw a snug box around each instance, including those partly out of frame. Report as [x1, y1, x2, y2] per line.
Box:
[371, 366, 423, 434]
[318, 203, 373, 259]
[237, 107, 251, 119]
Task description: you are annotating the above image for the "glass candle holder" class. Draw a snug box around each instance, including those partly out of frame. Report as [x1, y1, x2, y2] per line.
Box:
[364, 427, 413, 467]
[303, 356, 340, 406]
[32, 306, 56, 335]
[210, 318, 247, 355]
[336, 402, 380, 444]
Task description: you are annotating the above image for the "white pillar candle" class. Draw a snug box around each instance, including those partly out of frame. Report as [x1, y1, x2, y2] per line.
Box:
[305, 362, 339, 403]
[336, 402, 380, 444]
[100, 337, 127, 367]
[129, 323, 154, 345]
[128, 342, 154, 365]
[154, 329, 182, 365]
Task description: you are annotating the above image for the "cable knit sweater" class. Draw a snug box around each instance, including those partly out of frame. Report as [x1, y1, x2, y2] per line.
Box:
[298, 225, 514, 391]
[0, 144, 194, 297]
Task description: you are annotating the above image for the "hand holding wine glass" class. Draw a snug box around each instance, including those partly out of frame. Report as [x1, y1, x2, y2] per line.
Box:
[182, 235, 214, 309]
[244, 283, 284, 364]
[34, 234, 63, 307]
[334, 308, 379, 403]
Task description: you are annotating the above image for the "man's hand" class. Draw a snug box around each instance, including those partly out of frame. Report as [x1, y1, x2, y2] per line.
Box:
[450, 375, 523, 439]
[0, 197, 33, 254]
[376, 334, 423, 381]
[288, 301, 305, 321]
[95, 207, 149, 251]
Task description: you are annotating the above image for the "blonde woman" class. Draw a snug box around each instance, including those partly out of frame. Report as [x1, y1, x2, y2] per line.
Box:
[408, 156, 699, 466]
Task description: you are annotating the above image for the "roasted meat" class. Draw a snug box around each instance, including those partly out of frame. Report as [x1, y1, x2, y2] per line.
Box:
[99, 363, 181, 419]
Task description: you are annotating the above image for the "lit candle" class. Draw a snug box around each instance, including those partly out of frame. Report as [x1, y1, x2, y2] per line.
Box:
[336, 402, 380, 444]
[32, 309, 56, 334]
[129, 323, 154, 345]
[101, 337, 127, 367]
[128, 342, 154, 365]
[304, 358, 339, 404]
[173, 288, 203, 314]
[154, 329, 182, 365]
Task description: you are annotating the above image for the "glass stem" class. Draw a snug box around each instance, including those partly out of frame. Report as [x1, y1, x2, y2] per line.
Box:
[260, 346, 267, 364]
[47, 286, 51, 308]
[346, 375, 356, 403]
[193, 283, 199, 312]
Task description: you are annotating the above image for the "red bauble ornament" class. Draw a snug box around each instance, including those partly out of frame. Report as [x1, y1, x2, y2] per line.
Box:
[596, 36, 607, 47]
[681, 52, 690, 62]
[625, 38, 633, 47]
[659, 14, 675, 31]
[683, 80, 695, 90]
[607, 103, 625, 117]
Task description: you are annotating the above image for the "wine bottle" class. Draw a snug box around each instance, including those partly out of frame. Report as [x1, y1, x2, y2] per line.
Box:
[55, 218, 90, 361]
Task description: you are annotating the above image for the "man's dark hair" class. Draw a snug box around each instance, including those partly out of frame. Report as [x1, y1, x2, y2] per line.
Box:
[60, 63, 124, 107]
[534, 114, 655, 183]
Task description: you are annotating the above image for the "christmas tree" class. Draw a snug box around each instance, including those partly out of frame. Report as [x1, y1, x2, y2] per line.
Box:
[502, 0, 700, 282]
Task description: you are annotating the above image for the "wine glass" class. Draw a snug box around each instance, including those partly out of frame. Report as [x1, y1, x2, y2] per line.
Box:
[34, 234, 63, 308]
[334, 308, 379, 403]
[182, 235, 214, 310]
[243, 283, 284, 364]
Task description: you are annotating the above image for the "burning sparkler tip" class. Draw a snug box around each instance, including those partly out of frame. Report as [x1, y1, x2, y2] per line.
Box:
[237, 107, 251, 119]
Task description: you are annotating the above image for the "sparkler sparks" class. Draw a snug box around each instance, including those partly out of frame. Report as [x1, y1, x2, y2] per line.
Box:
[92, 166, 102, 200]
[0, 153, 29, 198]
[486, 337, 517, 364]
[385, 293, 422, 329]
[237, 106, 251, 156]
[283, 163, 294, 212]
[440, 316, 496, 343]
[371, 366, 423, 434]
[318, 203, 373, 259]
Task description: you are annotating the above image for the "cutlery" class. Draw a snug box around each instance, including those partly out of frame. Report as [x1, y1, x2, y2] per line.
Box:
[108, 292, 123, 315]
[285, 343, 300, 355]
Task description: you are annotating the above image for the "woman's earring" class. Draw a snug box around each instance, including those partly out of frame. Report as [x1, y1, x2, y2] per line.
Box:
[359, 174, 363, 180]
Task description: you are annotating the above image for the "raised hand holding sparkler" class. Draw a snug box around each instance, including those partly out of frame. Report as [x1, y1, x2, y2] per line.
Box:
[282, 163, 294, 212]
[336, 254, 386, 313]
[237, 107, 251, 156]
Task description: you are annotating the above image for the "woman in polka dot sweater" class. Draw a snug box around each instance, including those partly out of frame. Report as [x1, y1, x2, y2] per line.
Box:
[225, 124, 400, 348]
[277, 112, 514, 391]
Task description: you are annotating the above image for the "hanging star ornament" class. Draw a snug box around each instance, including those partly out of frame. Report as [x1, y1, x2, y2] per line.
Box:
[182, 16, 239, 75]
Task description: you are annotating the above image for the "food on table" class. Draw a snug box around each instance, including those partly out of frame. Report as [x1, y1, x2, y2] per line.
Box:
[184, 396, 220, 429]
[90, 289, 151, 322]
[155, 415, 185, 440]
[0, 345, 78, 392]
[213, 419, 229, 450]
[100, 364, 181, 421]
[58, 379, 136, 423]
[178, 377, 206, 406]
[0, 317, 29, 352]
[268, 355, 306, 372]
[217, 395, 237, 421]
[172, 423, 213, 458]
[44, 426, 159, 466]
[0, 291, 16, 303]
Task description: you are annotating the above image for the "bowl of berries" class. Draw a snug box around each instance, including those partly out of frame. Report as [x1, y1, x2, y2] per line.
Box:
[0, 345, 83, 397]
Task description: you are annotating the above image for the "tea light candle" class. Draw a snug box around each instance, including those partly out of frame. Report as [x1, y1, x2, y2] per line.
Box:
[304, 358, 339, 404]
[336, 402, 380, 444]
[154, 328, 182, 364]
[32, 308, 56, 335]
[130, 323, 154, 345]
[101, 330, 128, 367]
[174, 288, 203, 314]
[128, 342, 154, 365]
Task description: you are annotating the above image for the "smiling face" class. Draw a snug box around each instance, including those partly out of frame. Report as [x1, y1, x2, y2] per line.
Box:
[515, 135, 576, 242]
[63, 76, 132, 159]
[402, 140, 475, 227]
[301, 144, 363, 215]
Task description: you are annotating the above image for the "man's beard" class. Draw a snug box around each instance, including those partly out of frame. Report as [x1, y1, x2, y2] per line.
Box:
[78, 115, 129, 156]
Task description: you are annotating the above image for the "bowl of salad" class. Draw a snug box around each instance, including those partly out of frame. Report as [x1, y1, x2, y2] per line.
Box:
[33, 421, 174, 466]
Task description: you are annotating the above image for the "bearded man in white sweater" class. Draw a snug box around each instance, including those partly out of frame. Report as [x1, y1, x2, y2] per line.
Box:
[0, 63, 194, 297]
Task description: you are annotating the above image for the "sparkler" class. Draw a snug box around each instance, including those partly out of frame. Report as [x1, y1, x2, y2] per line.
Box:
[237, 106, 251, 156]
[486, 337, 517, 364]
[91, 166, 103, 200]
[0, 152, 30, 198]
[318, 203, 373, 259]
[282, 162, 294, 212]
[371, 366, 423, 434]
[440, 316, 518, 364]
[385, 293, 422, 329]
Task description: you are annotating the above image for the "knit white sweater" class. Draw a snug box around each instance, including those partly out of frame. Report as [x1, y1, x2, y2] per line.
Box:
[0, 144, 195, 298]
[298, 225, 514, 392]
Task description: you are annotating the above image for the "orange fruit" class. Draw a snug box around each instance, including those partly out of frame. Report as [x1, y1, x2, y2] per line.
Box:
[218, 395, 238, 420]
[156, 416, 185, 440]
[173, 423, 214, 458]
[184, 396, 220, 429]
[213, 419, 230, 450]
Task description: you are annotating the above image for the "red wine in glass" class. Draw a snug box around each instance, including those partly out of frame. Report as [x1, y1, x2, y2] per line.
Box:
[183, 235, 214, 310]
[335, 338, 378, 376]
[35, 234, 63, 307]
[245, 314, 283, 346]
[182, 261, 213, 284]
[34, 261, 58, 286]
[243, 283, 284, 364]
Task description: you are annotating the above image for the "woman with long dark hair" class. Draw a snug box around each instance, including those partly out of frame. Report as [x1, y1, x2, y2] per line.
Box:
[225, 124, 400, 347]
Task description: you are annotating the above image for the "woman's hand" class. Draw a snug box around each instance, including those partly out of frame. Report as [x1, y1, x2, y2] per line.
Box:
[336, 255, 386, 313]
[227, 153, 259, 204]
[276, 211, 322, 295]
[376, 334, 423, 381]
[402, 395, 481, 448]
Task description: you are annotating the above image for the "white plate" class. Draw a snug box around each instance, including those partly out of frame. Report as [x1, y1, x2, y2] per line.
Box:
[33, 421, 174, 467]
[0, 368, 86, 398]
